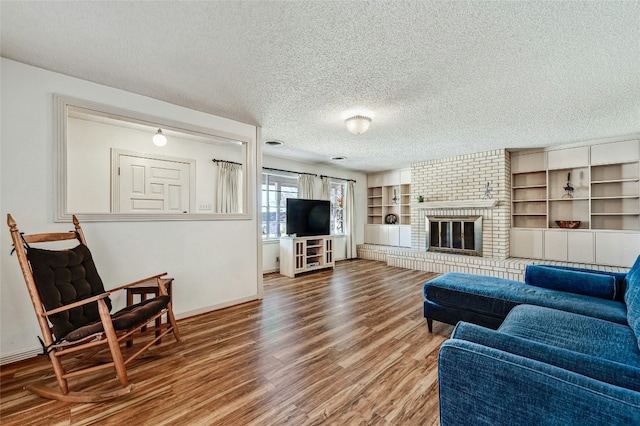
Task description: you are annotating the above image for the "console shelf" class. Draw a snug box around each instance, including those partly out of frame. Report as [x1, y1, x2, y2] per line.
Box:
[279, 235, 334, 277]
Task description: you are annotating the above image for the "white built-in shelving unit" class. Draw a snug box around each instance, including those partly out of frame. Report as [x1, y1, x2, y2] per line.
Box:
[365, 169, 412, 247]
[510, 137, 640, 267]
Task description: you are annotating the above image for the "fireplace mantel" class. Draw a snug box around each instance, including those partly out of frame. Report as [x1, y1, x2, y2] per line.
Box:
[413, 199, 498, 209]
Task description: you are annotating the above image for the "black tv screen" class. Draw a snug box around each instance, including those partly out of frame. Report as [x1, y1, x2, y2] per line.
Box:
[286, 198, 330, 237]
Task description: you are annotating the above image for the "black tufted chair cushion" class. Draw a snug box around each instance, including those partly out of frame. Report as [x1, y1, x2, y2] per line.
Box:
[64, 295, 170, 341]
[28, 244, 171, 343]
[28, 244, 112, 341]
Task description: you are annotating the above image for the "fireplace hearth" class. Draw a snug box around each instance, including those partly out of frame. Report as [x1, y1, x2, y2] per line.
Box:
[426, 215, 482, 256]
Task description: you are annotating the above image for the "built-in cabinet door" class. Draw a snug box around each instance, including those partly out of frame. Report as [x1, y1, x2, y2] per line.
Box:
[591, 139, 640, 165]
[400, 168, 411, 184]
[595, 232, 640, 267]
[399, 225, 412, 247]
[510, 229, 544, 259]
[547, 146, 589, 169]
[382, 171, 400, 186]
[364, 224, 379, 245]
[387, 225, 400, 246]
[364, 224, 385, 246]
[544, 230, 567, 261]
[367, 174, 383, 188]
[365, 224, 413, 247]
[378, 225, 389, 245]
[543, 230, 595, 263]
[567, 231, 595, 263]
[511, 151, 546, 173]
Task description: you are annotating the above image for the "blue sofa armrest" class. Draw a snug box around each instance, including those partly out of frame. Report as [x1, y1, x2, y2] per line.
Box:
[525, 264, 624, 300]
[451, 321, 640, 391]
[439, 340, 640, 426]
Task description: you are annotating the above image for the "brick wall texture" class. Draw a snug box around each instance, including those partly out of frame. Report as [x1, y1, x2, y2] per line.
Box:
[411, 149, 511, 259]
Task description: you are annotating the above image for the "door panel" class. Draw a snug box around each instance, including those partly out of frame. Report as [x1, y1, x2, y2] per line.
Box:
[117, 154, 191, 213]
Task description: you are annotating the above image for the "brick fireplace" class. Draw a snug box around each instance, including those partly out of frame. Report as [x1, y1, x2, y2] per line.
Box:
[411, 149, 511, 259]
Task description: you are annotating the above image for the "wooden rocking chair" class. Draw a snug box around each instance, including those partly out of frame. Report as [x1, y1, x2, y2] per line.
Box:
[7, 214, 182, 402]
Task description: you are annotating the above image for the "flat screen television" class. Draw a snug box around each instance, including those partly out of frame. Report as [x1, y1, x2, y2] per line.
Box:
[286, 198, 330, 237]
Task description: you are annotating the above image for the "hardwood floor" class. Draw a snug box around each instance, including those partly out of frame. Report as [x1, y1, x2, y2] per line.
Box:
[1, 259, 452, 425]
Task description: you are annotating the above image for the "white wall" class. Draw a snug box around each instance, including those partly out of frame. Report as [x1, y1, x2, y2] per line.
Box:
[262, 155, 368, 273]
[0, 59, 261, 364]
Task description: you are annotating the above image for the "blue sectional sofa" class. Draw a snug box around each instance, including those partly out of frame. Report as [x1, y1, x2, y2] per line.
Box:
[429, 255, 640, 425]
[423, 265, 628, 331]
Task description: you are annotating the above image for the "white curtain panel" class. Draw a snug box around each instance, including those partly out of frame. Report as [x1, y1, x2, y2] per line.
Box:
[345, 180, 357, 259]
[216, 162, 242, 213]
[321, 176, 331, 200]
[298, 174, 315, 199]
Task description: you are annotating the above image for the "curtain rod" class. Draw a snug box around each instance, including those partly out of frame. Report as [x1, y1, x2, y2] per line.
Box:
[212, 158, 242, 166]
[262, 167, 317, 177]
[320, 174, 356, 183]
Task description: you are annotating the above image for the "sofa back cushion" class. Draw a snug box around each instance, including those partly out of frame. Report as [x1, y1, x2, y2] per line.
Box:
[525, 265, 619, 300]
[624, 255, 640, 350]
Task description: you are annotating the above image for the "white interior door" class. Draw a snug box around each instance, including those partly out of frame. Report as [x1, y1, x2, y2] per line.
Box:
[116, 154, 191, 213]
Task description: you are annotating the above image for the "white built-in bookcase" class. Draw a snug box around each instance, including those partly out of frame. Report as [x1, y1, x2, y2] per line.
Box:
[510, 137, 640, 267]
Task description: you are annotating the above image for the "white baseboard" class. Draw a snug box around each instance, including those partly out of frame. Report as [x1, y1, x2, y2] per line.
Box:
[1, 347, 43, 366]
[1, 295, 261, 366]
[174, 295, 260, 320]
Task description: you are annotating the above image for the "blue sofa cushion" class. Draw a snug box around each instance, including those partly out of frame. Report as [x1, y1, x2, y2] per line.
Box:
[424, 272, 628, 324]
[498, 304, 640, 368]
[452, 320, 640, 392]
[525, 264, 619, 300]
[625, 255, 640, 350]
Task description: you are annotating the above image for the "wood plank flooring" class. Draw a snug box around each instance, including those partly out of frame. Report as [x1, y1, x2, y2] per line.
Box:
[1, 259, 452, 425]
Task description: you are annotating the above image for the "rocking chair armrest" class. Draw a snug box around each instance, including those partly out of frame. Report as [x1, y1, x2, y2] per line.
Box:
[42, 293, 111, 317]
[107, 272, 169, 293]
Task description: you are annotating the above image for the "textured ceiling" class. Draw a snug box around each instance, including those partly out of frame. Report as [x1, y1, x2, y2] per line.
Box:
[1, 1, 639, 172]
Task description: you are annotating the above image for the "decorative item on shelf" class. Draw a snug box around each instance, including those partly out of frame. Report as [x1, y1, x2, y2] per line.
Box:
[417, 195, 424, 203]
[392, 189, 398, 205]
[556, 220, 581, 229]
[563, 172, 574, 198]
[482, 182, 493, 199]
[385, 213, 398, 224]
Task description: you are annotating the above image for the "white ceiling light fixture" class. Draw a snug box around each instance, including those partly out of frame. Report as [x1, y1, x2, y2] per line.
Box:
[345, 115, 372, 135]
[153, 128, 167, 146]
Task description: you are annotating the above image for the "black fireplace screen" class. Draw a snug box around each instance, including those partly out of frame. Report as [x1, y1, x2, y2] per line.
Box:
[427, 216, 482, 256]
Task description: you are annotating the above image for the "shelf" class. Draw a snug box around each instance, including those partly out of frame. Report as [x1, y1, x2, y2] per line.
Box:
[592, 178, 639, 184]
[591, 212, 640, 216]
[512, 213, 547, 216]
[548, 198, 589, 202]
[512, 199, 546, 203]
[513, 185, 547, 189]
[592, 195, 639, 200]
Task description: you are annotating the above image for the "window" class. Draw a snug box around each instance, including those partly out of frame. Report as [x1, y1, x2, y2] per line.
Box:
[261, 172, 297, 239]
[329, 181, 345, 235]
[261, 172, 347, 239]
